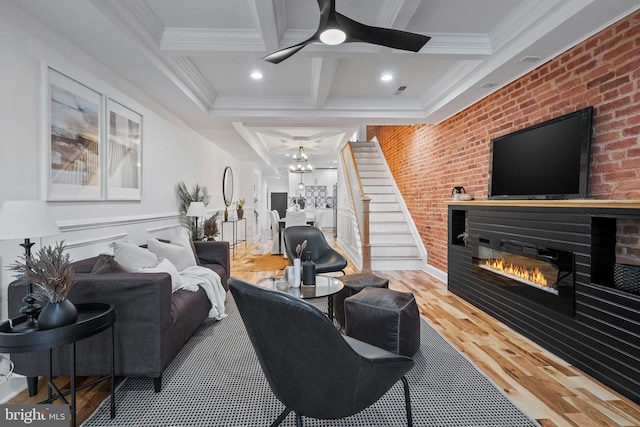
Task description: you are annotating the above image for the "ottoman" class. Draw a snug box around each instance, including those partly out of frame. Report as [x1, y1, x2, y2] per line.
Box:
[333, 273, 389, 328]
[344, 287, 420, 357]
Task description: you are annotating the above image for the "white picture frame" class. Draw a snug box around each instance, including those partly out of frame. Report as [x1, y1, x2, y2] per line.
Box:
[46, 68, 103, 200]
[107, 99, 142, 200]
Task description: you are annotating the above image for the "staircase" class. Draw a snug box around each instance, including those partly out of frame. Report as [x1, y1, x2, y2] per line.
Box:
[350, 141, 427, 270]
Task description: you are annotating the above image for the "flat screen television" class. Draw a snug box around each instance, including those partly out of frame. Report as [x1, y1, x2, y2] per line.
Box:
[488, 106, 593, 200]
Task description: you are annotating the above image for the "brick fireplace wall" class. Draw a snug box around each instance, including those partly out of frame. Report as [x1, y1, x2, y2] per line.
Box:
[368, 10, 640, 272]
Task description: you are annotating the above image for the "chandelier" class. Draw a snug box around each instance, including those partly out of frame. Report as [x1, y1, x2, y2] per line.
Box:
[289, 143, 313, 173]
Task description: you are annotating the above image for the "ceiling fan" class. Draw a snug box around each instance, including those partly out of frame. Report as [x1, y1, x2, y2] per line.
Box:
[262, 0, 431, 64]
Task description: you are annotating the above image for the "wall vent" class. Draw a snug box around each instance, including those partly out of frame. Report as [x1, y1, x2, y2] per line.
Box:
[394, 86, 407, 95]
[520, 55, 542, 63]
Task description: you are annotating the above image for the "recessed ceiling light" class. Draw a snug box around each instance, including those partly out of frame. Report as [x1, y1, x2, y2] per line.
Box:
[381, 73, 393, 82]
[251, 71, 263, 79]
[285, 153, 290, 157]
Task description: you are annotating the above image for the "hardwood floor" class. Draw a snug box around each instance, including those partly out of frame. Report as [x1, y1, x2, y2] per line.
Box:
[7, 232, 640, 426]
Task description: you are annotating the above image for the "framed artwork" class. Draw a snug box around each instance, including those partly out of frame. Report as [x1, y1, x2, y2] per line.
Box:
[107, 99, 142, 200]
[47, 68, 102, 200]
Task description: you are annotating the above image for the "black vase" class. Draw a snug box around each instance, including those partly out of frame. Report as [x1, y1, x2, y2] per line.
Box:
[302, 251, 316, 285]
[38, 299, 78, 330]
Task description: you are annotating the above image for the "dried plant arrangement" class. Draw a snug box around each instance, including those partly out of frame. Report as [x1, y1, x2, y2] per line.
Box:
[10, 241, 74, 303]
[295, 240, 307, 259]
[204, 216, 219, 240]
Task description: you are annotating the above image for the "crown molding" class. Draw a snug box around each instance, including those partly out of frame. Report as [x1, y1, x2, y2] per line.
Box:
[169, 57, 217, 109]
[420, 60, 483, 111]
[161, 28, 265, 52]
[490, 0, 565, 51]
[89, 0, 216, 112]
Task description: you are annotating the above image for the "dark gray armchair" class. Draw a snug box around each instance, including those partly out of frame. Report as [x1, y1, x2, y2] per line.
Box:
[229, 278, 415, 426]
[283, 226, 347, 274]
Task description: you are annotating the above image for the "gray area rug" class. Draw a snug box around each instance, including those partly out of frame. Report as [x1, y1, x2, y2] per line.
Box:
[82, 295, 539, 426]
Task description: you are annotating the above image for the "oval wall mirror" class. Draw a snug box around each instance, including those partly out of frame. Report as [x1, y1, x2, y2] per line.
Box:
[223, 166, 233, 207]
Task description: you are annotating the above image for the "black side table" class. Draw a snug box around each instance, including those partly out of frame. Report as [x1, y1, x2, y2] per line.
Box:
[0, 303, 116, 427]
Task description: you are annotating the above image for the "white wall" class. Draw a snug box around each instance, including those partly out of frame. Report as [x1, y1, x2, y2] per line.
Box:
[0, 4, 242, 319]
[287, 169, 337, 199]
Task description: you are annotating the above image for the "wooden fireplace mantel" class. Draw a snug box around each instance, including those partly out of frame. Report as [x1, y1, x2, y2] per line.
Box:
[448, 199, 640, 209]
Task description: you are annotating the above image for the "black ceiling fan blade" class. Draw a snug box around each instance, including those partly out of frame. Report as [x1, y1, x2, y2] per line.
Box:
[263, 0, 429, 63]
[337, 12, 430, 52]
[262, 40, 313, 64]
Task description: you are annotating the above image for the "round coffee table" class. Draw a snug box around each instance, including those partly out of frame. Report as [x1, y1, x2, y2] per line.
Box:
[257, 275, 344, 321]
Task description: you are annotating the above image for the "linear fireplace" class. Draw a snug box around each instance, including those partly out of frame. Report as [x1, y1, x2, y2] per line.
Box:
[449, 202, 640, 405]
[472, 238, 575, 316]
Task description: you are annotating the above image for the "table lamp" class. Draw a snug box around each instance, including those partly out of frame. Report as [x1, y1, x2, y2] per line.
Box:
[186, 202, 207, 240]
[0, 200, 60, 332]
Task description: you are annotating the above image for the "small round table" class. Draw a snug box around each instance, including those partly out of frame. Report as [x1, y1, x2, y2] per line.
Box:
[257, 275, 344, 321]
[0, 303, 116, 427]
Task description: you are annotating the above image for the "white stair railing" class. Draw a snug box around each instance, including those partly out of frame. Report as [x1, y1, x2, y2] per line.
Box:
[339, 143, 372, 272]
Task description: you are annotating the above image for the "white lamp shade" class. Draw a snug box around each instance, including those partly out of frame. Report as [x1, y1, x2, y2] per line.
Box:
[186, 202, 207, 217]
[0, 200, 60, 240]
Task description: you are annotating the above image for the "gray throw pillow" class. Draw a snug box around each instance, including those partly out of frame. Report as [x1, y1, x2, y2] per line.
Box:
[90, 254, 128, 275]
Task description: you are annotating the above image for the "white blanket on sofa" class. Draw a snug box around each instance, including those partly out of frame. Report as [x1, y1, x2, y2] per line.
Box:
[177, 266, 227, 320]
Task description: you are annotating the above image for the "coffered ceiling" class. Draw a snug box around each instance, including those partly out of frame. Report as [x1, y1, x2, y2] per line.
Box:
[9, 0, 640, 176]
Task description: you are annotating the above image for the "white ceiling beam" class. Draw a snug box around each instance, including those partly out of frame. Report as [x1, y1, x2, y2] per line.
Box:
[378, 0, 419, 29]
[310, 57, 338, 109]
[250, 0, 281, 53]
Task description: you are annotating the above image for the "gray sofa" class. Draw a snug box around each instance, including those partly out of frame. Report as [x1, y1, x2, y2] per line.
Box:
[8, 240, 230, 394]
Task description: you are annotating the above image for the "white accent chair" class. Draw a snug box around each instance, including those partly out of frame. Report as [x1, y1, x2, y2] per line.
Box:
[283, 211, 307, 257]
[285, 211, 307, 227]
[305, 209, 317, 226]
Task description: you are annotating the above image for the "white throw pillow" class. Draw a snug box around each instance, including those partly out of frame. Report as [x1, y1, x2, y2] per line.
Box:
[137, 258, 182, 292]
[147, 238, 197, 272]
[173, 227, 192, 247]
[113, 241, 159, 272]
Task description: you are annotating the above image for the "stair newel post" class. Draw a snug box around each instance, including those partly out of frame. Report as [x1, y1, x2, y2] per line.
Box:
[362, 196, 372, 273]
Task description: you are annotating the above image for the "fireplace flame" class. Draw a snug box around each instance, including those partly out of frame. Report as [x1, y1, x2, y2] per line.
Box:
[484, 258, 548, 287]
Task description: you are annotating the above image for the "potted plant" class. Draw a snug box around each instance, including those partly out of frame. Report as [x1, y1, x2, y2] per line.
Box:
[10, 241, 77, 330]
[176, 181, 210, 240]
[235, 199, 245, 219]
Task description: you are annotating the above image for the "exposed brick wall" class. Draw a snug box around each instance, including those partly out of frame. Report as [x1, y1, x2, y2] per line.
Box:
[368, 10, 640, 273]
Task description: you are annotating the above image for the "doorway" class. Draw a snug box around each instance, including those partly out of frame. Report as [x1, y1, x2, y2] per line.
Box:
[271, 192, 287, 219]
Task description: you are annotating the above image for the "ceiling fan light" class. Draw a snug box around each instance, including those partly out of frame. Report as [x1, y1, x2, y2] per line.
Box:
[319, 28, 346, 45]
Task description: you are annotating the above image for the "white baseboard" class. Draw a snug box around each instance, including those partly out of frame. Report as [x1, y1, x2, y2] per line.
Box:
[424, 264, 447, 284]
[0, 375, 26, 403]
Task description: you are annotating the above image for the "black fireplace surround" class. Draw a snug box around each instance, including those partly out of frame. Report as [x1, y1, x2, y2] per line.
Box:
[448, 202, 640, 404]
